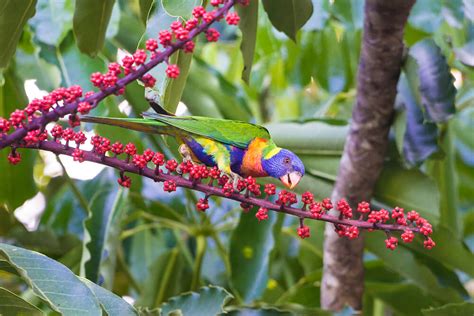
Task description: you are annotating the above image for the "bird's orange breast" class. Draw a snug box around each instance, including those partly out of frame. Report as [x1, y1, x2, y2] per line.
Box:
[240, 138, 268, 177]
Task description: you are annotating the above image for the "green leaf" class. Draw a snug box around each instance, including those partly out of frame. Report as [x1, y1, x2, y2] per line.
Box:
[159, 285, 232, 316]
[405, 39, 456, 123]
[398, 73, 439, 165]
[29, 0, 73, 46]
[230, 212, 276, 303]
[405, 225, 474, 277]
[365, 282, 439, 316]
[365, 236, 463, 304]
[454, 40, 474, 67]
[330, 0, 364, 30]
[262, 0, 313, 41]
[237, 0, 258, 83]
[81, 277, 138, 316]
[84, 186, 127, 286]
[0, 243, 102, 315]
[374, 162, 439, 223]
[0, 67, 37, 210]
[0, 287, 43, 316]
[73, 0, 116, 56]
[139, 0, 155, 25]
[422, 302, 474, 316]
[162, 0, 201, 19]
[227, 307, 299, 315]
[0, 0, 37, 69]
[162, 49, 193, 113]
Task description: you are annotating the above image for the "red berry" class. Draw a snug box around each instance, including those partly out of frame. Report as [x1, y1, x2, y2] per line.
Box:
[203, 11, 215, 23]
[10, 110, 26, 127]
[90, 72, 104, 88]
[345, 226, 359, 239]
[183, 41, 195, 53]
[423, 237, 436, 249]
[141, 73, 157, 87]
[301, 191, 314, 205]
[185, 18, 199, 31]
[74, 131, 87, 146]
[226, 12, 240, 25]
[163, 180, 177, 192]
[309, 202, 324, 219]
[420, 222, 433, 236]
[192, 6, 206, 18]
[118, 175, 131, 188]
[132, 154, 148, 169]
[401, 229, 414, 243]
[145, 38, 159, 51]
[174, 27, 189, 41]
[407, 210, 420, 222]
[222, 182, 234, 197]
[111, 142, 124, 155]
[297, 225, 310, 239]
[72, 148, 85, 162]
[385, 236, 398, 250]
[124, 143, 137, 155]
[322, 198, 333, 210]
[133, 49, 147, 65]
[152, 152, 165, 165]
[108, 62, 122, 76]
[0, 117, 11, 133]
[159, 30, 173, 46]
[205, 28, 220, 42]
[209, 166, 220, 179]
[196, 198, 209, 211]
[143, 149, 154, 162]
[165, 159, 178, 172]
[264, 183, 276, 196]
[166, 64, 180, 78]
[210, 0, 222, 6]
[255, 207, 268, 221]
[7, 152, 21, 165]
[337, 199, 352, 218]
[78, 102, 92, 114]
[357, 201, 370, 214]
[122, 55, 134, 69]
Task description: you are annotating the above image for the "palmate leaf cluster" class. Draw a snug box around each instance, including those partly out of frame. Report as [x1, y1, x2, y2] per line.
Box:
[0, 0, 473, 315]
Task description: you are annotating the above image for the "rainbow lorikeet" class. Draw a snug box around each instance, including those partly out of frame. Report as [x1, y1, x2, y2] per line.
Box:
[82, 110, 305, 189]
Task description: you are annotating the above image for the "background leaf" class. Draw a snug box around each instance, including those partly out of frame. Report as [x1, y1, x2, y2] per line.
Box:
[237, 0, 258, 83]
[0, 0, 37, 69]
[159, 285, 232, 316]
[161, 0, 201, 19]
[73, 0, 116, 56]
[262, 0, 313, 41]
[0, 287, 43, 315]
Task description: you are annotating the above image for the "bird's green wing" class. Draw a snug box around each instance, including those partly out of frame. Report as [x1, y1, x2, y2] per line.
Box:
[81, 116, 175, 135]
[142, 112, 271, 148]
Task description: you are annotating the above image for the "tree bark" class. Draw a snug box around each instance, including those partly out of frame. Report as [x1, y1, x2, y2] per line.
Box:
[320, 0, 415, 311]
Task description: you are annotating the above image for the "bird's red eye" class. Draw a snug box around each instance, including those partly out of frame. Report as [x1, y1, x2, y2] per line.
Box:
[283, 157, 291, 164]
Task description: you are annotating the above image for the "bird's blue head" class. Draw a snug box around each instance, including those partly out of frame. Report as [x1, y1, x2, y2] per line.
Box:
[262, 148, 305, 189]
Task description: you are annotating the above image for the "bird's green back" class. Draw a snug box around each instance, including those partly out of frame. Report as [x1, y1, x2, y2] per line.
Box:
[142, 112, 271, 148]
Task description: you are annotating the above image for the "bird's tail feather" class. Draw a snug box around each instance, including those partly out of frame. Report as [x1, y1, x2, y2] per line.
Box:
[81, 116, 171, 135]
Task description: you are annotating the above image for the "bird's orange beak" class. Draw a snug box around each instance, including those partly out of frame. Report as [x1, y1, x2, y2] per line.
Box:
[280, 171, 302, 189]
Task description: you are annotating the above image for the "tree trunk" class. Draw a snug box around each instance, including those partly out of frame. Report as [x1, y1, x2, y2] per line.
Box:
[320, 0, 415, 311]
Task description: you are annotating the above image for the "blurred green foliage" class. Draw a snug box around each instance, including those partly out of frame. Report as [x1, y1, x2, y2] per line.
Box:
[0, 0, 473, 315]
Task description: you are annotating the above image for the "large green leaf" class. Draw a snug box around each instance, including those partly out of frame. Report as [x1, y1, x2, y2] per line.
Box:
[262, 0, 313, 41]
[139, 0, 155, 25]
[330, 0, 364, 30]
[374, 162, 439, 223]
[230, 212, 276, 303]
[73, 0, 116, 56]
[237, 0, 258, 83]
[81, 277, 138, 316]
[29, 0, 73, 46]
[365, 282, 439, 316]
[84, 186, 127, 286]
[162, 0, 201, 19]
[365, 236, 463, 304]
[422, 302, 474, 316]
[161, 49, 193, 113]
[405, 39, 456, 123]
[0, 0, 37, 69]
[159, 285, 232, 316]
[0, 68, 37, 211]
[397, 74, 439, 165]
[0, 243, 102, 315]
[0, 287, 43, 315]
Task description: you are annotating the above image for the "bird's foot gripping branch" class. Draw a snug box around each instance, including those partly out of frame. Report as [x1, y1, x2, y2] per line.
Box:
[0, 0, 434, 250]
